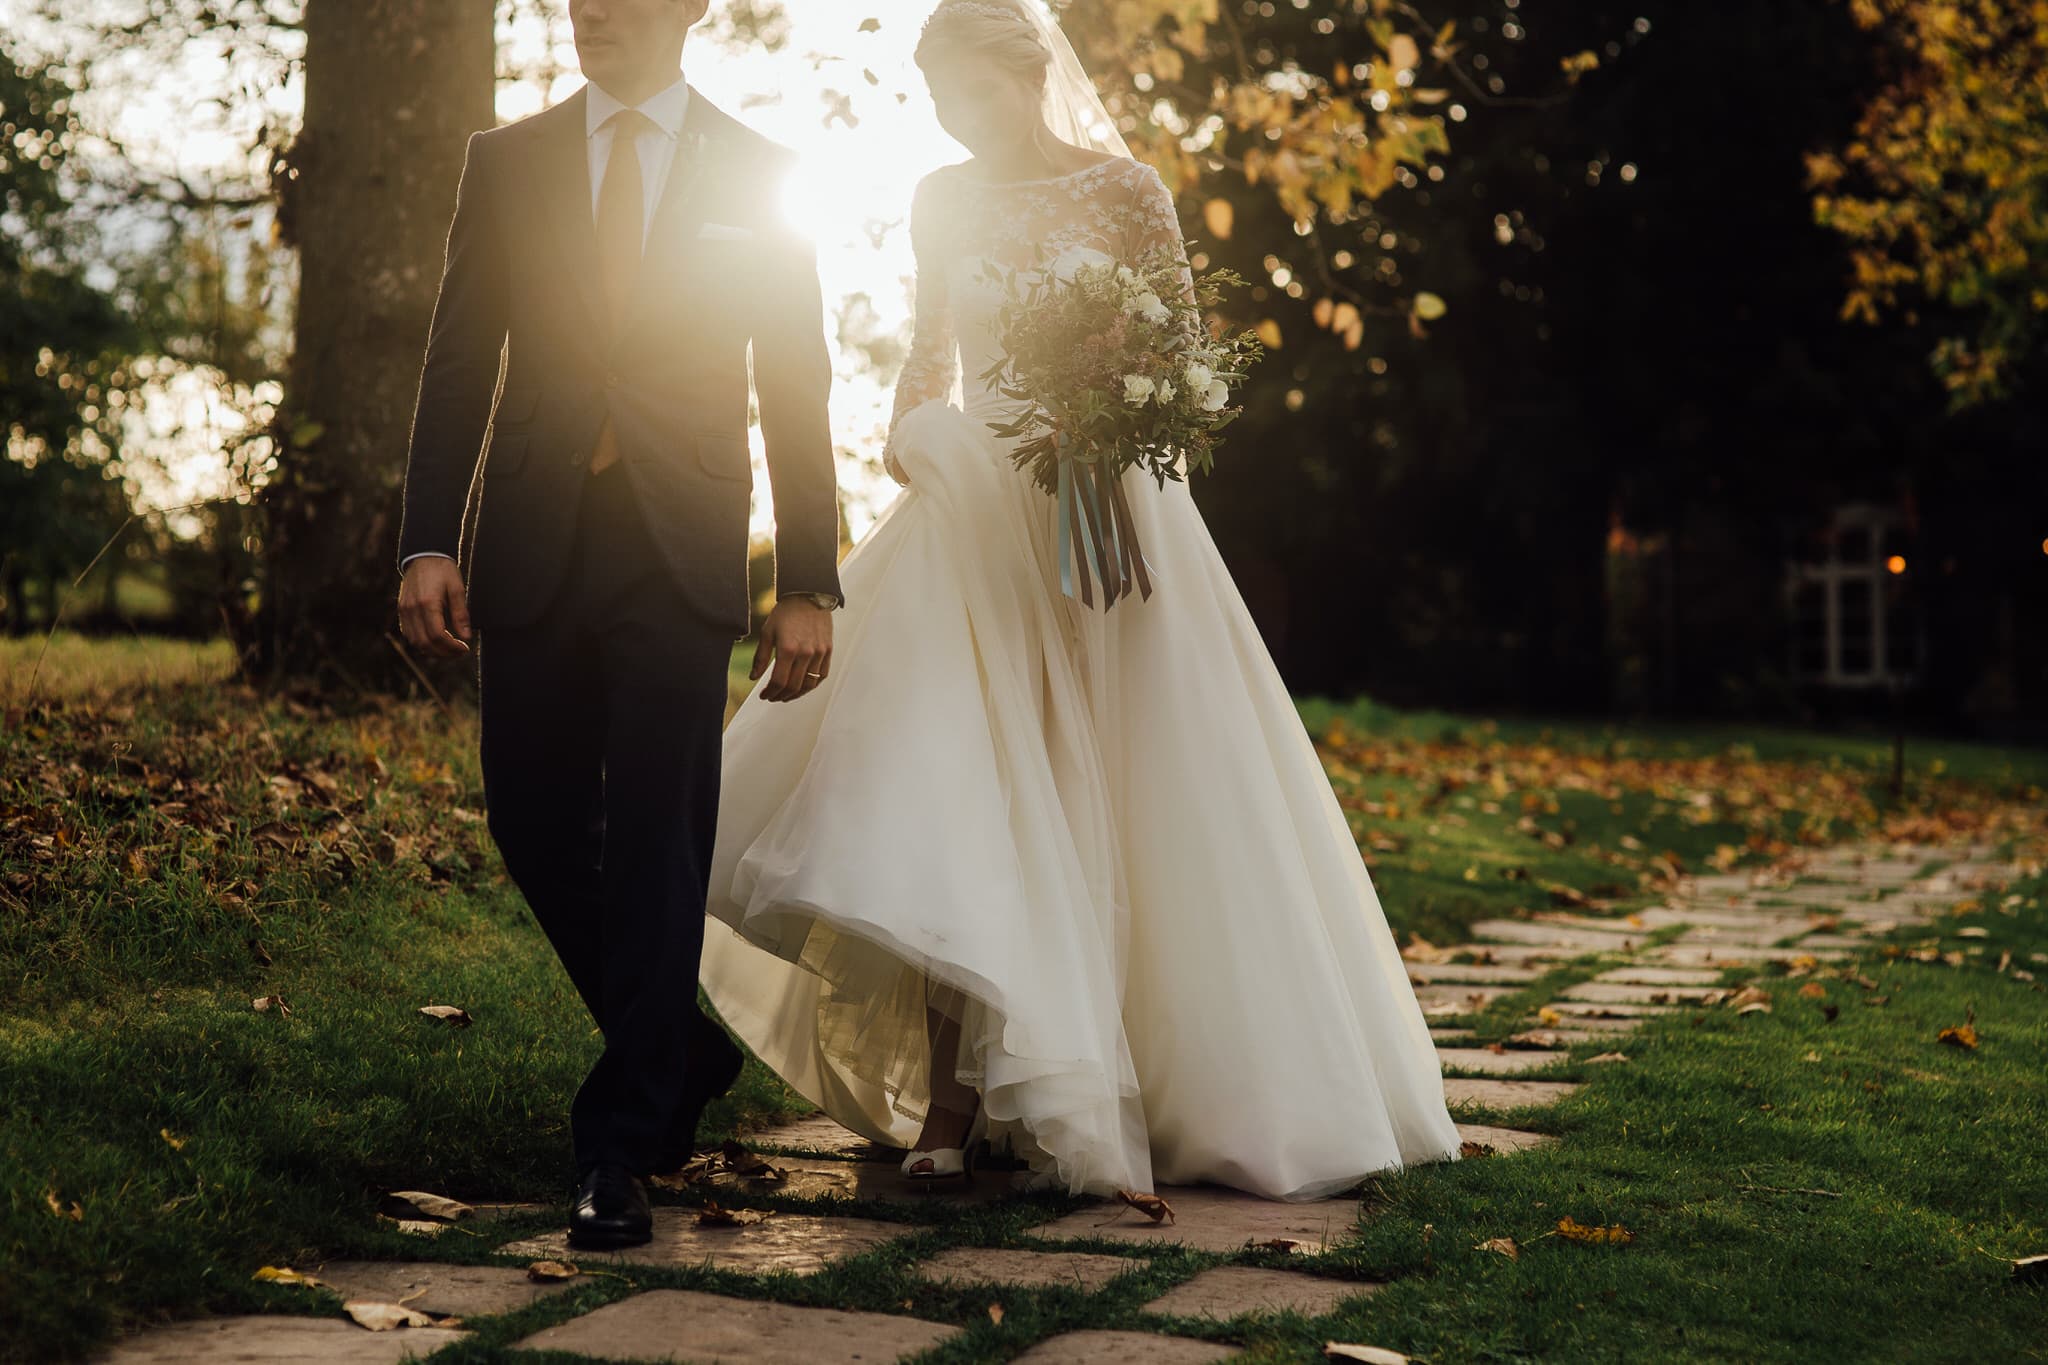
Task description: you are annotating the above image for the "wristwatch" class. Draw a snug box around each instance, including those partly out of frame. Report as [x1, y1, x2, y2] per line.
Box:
[781, 590, 843, 611]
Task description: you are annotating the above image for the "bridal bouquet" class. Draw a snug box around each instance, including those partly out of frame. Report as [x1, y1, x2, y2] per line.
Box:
[978, 246, 1262, 609]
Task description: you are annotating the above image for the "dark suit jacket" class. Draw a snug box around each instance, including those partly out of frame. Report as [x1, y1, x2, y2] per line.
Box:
[395, 84, 843, 637]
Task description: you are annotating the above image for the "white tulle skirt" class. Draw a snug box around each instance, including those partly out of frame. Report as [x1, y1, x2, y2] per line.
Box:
[700, 398, 1461, 1200]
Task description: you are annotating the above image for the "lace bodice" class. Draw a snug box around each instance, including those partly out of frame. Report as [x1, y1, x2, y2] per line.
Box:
[885, 157, 1191, 457]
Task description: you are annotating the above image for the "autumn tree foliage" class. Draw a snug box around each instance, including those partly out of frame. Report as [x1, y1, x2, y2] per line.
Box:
[1806, 0, 2048, 409]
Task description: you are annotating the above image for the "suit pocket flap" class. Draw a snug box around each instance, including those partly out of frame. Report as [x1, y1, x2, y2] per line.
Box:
[696, 433, 753, 482]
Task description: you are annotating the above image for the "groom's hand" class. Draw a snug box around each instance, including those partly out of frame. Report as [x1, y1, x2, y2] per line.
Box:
[397, 557, 473, 659]
[751, 598, 832, 702]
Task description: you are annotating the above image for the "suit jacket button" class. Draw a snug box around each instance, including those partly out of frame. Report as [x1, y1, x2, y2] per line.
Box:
[568, 448, 584, 467]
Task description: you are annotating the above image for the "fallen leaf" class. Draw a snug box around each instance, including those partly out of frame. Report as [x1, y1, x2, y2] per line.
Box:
[1798, 982, 1828, 999]
[252, 1265, 324, 1287]
[1116, 1189, 1176, 1225]
[43, 1190, 82, 1221]
[1584, 1052, 1631, 1064]
[1937, 1019, 1980, 1050]
[417, 1004, 472, 1027]
[719, 1140, 788, 1181]
[1537, 1006, 1565, 1027]
[1459, 1140, 1494, 1158]
[1555, 1216, 1635, 1246]
[160, 1128, 187, 1150]
[251, 994, 292, 1016]
[1476, 1235, 1520, 1260]
[1246, 1237, 1307, 1253]
[526, 1260, 579, 1282]
[988, 1302, 1004, 1325]
[1325, 1345, 1410, 1363]
[696, 1199, 773, 1227]
[1726, 985, 1772, 1011]
[1737, 1001, 1773, 1016]
[344, 1301, 456, 1331]
[378, 1191, 474, 1223]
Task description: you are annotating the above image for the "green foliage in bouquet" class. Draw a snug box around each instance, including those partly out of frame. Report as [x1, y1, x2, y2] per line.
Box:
[977, 245, 1264, 496]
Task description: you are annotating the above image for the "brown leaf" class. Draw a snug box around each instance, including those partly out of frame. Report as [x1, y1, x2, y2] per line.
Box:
[1798, 982, 1829, 999]
[1116, 1190, 1176, 1225]
[1246, 1237, 1307, 1253]
[252, 1265, 324, 1287]
[987, 1303, 1005, 1325]
[696, 1199, 773, 1227]
[43, 1190, 82, 1221]
[526, 1260, 579, 1282]
[719, 1140, 787, 1182]
[1584, 1052, 1631, 1064]
[1476, 1235, 1520, 1260]
[417, 1004, 472, 1027]
[1937, 1023, 1979, 1050]
[1555, 1216, 1634, 1246]
[378, 1191, 474, 1223]
[251, 994, 292, 1016]
[1726, 985, 1772, 1011]
[1459, 1140, 1494, 1159]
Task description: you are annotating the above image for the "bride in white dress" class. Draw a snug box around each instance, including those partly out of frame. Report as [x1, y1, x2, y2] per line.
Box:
[699, 0, 1460, 1201]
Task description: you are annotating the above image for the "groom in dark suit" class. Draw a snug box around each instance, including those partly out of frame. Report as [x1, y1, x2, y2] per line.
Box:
[393, 0, 844, 1248]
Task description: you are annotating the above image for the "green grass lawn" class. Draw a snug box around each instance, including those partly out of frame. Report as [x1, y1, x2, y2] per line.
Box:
[3, 637, 2044, 1362]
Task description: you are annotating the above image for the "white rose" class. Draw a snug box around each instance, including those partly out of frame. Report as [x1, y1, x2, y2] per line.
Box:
[1123, 374, 1157, 405]
[1157, 378, 1177, 404]
[1051, 247, 1112, 284]
[1201, 377, 1231, 412]
[1132, 292, 1171, 325]
[1116, 265, 1139, 287]
[1184, 361, 1214, 392]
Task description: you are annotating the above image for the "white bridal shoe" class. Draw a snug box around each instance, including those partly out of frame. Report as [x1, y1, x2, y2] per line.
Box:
[901, 1104, 985, 1180]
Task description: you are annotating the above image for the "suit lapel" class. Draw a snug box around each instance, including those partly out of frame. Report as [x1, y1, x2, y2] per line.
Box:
[539, 86, 608, 341]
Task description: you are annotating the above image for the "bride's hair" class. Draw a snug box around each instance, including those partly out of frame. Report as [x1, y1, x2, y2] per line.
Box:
[915, 0, 1053, 88]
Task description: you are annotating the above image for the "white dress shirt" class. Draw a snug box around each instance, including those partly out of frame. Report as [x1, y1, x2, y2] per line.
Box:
[400, 75, 690, 574]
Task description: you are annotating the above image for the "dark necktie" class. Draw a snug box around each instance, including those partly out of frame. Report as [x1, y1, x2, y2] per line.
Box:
[591, 108, 654, 475]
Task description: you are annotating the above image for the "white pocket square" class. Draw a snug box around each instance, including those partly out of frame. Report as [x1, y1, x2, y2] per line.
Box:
[695, 222, 756, 240]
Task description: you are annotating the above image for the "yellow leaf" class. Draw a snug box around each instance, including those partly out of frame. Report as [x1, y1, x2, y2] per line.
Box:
[1476, 1235, 1520, 1259]
[252, 1265, 324, 1287]
[1256, 319, 1284, 349]
[1412, 291, 1447, 321]
[1203, 198, 1235, 241]
[1555, 1216, 1634, 1245]
[1387, 34, 1420, 71]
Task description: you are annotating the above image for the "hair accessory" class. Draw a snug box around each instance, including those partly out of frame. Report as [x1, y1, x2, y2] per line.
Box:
[921, 0, 1037, 36]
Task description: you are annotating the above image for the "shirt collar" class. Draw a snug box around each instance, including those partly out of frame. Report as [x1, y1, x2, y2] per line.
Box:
[585, 72, 690, 140]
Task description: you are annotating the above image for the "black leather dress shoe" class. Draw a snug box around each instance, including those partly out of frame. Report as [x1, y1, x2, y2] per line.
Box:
[567, 1161, 652, 1249]
[652, 1029, 746, 1174]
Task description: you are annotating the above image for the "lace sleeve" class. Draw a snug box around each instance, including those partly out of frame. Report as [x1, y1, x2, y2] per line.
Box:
[885, 172, 959, 462]
[1123, 163, 1197, 308]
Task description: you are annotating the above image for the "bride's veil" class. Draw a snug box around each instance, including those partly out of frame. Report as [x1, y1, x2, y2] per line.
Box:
[1015, 1, 1134, 160]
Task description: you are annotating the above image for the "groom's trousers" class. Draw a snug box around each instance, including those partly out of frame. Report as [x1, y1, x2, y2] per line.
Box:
[474, 458, 735, 1175]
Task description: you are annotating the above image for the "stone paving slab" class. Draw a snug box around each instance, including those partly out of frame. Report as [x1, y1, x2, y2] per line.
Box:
[1545, 999, 1681, 1020]
[310, 1261, 575, 1319]
[1404, 960, 1548, 985]
[1561, 980, 1724, 1006]
[915, 1247, 1141, 1292]
[90, 1317, 466, 1364]
[701, 1155, 1022, 1208]
[1643, 944, 1847, 967]
[1436, 1046, 1568, 1075]
[1514, 1023, 1641, 1045]
[499, 1207, 907, 1275]
[1031, 1184, 1365, 1255]
[1411, 983, 1519, 1015]
[1012, 1330, 1242, 1362]
[512, 1288, 959, 1363]
[1442, 1077, 1582, 1111]
[1469, 920, 1645, 950]
[1433, 942, 1589, 966]
[1672, 923, 1817, 948]
[1594, 965, 1731, 986]
[1142, 1266, 1378, 1320]
[1428, 1027, 1477, 1044]
[1454, 1122, 1561, 1155]
[743, 1114, 890, 1161]
[1628, 906, 1815, 931]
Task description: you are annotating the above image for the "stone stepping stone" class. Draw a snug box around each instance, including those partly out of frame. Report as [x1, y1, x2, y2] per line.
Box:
[1013, 1331, 1242, 1362]
[1521, 1017, 1644, 1039]
[89, 1316, 466, 1363]
[1432, 942, 1589, 966]
[699, 1155, 1022, 1207]
[1442, 1077, 1581, 1111]
[1628, 906, 1804, 931]
[1404, 960, 1548, 985]
[308, 1261, 575, 1318]
[741, 1113, 889, 1161]
[1428, 1027, 1476, 1044]
[1595, 965, 1729, 986]
[1792, 932, 1891, 951]
[915, 1247, 1140, 1291]
[1031, 1184, 1364, 1255]
[1469, 920, 1644, 951]
[1561, 981, 1723, 1006]
[499, 1207, 905, 1275]
[512, 1288, 958, 1363]
[1412, 983, 1518, 1016]
[1544, 999, 1680, 1020]
[1644, 944, 1846, 968]
[1455, 1123, 1560, 1155]
[1143, 1266, 1379, 1320]
[1437, 1046, 1567, 1075]
[1670, 922, 1815, 948]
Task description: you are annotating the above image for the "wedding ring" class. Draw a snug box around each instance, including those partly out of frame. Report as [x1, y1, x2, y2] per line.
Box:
[806, 671, 823, 678]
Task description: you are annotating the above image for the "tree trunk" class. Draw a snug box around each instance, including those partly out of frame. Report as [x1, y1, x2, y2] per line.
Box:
[253, 0, 495, 693]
